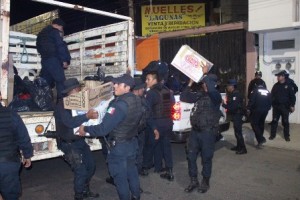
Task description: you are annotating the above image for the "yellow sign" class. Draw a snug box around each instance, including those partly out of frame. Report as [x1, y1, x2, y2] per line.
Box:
[141, 3, 205, 36]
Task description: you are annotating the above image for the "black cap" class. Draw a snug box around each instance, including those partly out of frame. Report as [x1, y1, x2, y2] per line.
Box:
[104, 76, 114, 83]
[133, 77, 146, 90]
[227, 79, 237, 86]
[112, 74, 135, 88]
[275, 70, 287, 76]
[52, 18, 66, 27]
[255, 71, 262, 76]
[62, 78, 80, 94]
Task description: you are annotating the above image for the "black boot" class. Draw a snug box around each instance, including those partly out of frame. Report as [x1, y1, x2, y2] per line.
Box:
[105, 176, 115, 186]
[236, 148, 247, 155]
[160, 168, 174, 181]
[83, 185, 99, 199]
[74, 193, 84, 200]
[198, 177, 210, 193]
[184, 177, 199, 193]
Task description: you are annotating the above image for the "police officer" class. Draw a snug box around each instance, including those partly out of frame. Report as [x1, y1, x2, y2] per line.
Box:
[247, 80, 272, 147]
[270, 70, 296, 142]
[0, 91, 33, 200]
[36, 18, 71, 100]
[222, 79, 247, 155]
[78, 74, 143, 200]
[284, 70, 298, 94]
[144, 71, 174, 181]
[54, 78, 99, 200]
[180, 71, 222, 193]
[132, 77, 149, 174]
[247, 71, 266, 99]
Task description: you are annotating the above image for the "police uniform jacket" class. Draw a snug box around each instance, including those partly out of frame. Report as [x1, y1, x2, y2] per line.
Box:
[180, 75, 222, 109]
[84, 92, 142, 140]
[247, 86, 271, 112]
[36, 25, 71, 64]
[146, 83, 174, 129]
[54, 100, 89, 142]
[0, 104, 33, 162]
[222, 89, 243, 115]
[247, 78, 266, 99]
[271, 81, 296, 108]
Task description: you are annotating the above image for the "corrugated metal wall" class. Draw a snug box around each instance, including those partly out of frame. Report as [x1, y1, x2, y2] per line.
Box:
[160, 30, 247, 94]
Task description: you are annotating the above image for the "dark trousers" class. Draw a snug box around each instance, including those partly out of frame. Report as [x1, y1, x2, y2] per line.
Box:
[250, 110, 268, 143]
[186, 129, 216, 178]
[59, 140, 96, 195]
[142, 128, 155, 169]
[233, 113, 246, 150]
[107, 137, 140, 200]
[136, 131, 145, 172]
[40, 57, 65, 99]
[154, 125, 173, 170]
[0, 162, 21, 200]
[271, 105, 290, 138]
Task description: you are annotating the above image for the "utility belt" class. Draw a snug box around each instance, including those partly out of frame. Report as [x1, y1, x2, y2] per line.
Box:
[106, 136, 135, 149]
[192, 126, 218, 133]
[59, 138, 81, 144]
[0, 155, 20, 163]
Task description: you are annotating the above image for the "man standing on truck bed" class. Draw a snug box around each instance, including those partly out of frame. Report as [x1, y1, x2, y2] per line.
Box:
[36, 18, 71, 100]
[54, 78, 99, 200]
[0, 91, 33, 200]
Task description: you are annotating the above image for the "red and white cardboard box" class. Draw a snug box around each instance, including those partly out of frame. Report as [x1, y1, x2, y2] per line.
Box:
[171, 45, 213, 83]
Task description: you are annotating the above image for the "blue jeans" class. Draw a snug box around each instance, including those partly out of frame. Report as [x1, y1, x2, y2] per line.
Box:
[0, 162, 21, 200]
[40, 57, 65, 99]
[186, 130, 216, 178]
[107, 137, 140, 200]
[59, 139, 96, 194]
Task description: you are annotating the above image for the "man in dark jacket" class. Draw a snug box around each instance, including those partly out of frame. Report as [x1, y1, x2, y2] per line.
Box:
[144, 71, 175, 181]
[222, 79, 247, 155]
[54, 78, 99, 200]
[0, 91, 33, 200]
[270, 70, 296, 142]
[36, 18, 71, 100]
[247, 81, 272, 147]
[78, 74, 143, 200]
[180, 70, 222, 194]
[247, 70, 267, 99]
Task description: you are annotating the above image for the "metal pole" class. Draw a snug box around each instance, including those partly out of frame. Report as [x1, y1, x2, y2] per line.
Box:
[31, 0, 132, 21]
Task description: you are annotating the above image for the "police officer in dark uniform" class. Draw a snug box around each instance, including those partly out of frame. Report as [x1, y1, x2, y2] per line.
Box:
[54, 78, 99, 200]
[247, 80, 272, 147]
[247, 71, 267, 99]
[144, 71, 174, 181]
[132, 77, 149, 175]
[0, 91, 33, 200]
[222, 79, 247, 155]
[78, 74, 143, 200]
[180, 71, 222, 194]
[270, 70, 296, 142]
[36, 18, 71, 100]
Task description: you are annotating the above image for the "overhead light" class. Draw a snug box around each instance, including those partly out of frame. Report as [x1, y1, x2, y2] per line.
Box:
[286, 62, 292, 70]
[275, 62, 281, 69]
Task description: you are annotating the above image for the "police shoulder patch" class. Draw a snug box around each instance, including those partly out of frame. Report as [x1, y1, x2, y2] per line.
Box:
[107, 107, 116, 115]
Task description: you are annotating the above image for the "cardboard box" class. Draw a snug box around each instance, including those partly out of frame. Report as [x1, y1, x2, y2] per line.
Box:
[171, 45, 213, 83]
[63, 82, 113, 110]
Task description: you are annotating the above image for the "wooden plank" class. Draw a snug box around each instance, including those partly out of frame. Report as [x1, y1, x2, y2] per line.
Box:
[65, 22, 129, 42]
[159, 22, 248, 39]
[70, 45, 127, 59]
[13, 63, 41, 69]
[9, 47, 39, 54]
[67, 33, 128, 50]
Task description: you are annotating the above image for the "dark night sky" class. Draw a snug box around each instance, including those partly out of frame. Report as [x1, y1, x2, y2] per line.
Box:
[10, 0, 128, 34]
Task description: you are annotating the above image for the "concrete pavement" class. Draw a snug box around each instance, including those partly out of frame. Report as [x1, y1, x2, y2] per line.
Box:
[222, 122, 300, 151]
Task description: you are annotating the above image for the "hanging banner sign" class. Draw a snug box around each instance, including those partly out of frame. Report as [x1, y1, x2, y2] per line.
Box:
[141, 3, 205, 36]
